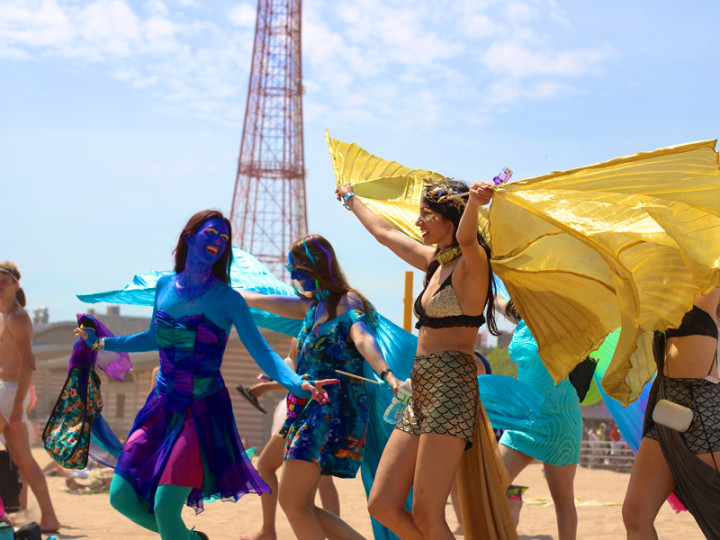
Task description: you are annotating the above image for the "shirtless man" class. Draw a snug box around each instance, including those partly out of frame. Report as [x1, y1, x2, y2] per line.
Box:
[0, 261, 60, 533]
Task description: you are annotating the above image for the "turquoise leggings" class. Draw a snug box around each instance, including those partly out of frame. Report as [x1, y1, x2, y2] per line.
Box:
[109, 474, 201, 540]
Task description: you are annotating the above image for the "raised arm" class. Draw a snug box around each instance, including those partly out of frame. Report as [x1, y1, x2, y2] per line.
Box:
[453, 181, 493, 311]
[336, 183, 432, 271]
[241, 290, 310, 320]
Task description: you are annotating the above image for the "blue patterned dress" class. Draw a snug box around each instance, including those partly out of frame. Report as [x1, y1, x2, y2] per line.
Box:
[499, 320, 583, 466]
[285, 303, 370, 478]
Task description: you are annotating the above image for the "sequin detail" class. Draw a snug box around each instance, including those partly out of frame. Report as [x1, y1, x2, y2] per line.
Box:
[645, 377, 720, 454]
[413, 269, 485, 329]
[397, 351, 479, 445]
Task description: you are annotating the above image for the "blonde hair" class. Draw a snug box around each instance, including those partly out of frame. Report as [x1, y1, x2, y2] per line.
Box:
[0, 261, 25, 306]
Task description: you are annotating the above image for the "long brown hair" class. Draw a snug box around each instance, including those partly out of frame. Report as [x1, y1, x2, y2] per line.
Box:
[173, 210, 233, 283]
[289, 234, 375, 322]
[421, 180, 499, 336]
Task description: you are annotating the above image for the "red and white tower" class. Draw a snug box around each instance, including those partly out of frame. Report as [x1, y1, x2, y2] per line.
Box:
[230, 0, 307, 279]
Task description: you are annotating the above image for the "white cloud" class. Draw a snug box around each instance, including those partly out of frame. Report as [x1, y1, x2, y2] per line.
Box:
[484, 42, 611, 78]
[0, 0, 611, 128]
[227, 3, 255, 28]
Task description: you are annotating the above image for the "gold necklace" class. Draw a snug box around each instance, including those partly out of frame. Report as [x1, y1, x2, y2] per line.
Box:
[435, 245, 462, 265]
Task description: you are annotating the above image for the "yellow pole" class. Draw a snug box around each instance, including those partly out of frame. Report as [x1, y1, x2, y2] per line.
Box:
[403, 271, 413, 331]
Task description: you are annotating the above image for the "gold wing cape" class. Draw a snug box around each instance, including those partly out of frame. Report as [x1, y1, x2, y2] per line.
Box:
[327, 132, 720, 406]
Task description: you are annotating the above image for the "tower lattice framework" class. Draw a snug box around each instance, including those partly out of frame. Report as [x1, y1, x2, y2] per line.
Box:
[230, 0, 307, 280]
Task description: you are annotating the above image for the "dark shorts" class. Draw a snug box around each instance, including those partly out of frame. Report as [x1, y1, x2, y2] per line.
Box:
[397, 351, 479, 445]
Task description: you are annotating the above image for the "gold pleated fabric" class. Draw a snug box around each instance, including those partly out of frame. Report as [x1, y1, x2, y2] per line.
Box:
[456, 402, 518, 540]
[327, 133, 720, 405]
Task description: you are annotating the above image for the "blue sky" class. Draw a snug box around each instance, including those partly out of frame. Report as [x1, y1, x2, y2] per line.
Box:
[2, 0, 719, 332]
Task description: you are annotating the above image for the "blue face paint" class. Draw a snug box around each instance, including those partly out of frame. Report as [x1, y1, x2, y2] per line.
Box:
[187, 217, 230, 267]
[286, 252, 316, 292]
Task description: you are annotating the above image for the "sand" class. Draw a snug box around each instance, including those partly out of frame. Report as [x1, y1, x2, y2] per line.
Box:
[8, 448, 707, 539]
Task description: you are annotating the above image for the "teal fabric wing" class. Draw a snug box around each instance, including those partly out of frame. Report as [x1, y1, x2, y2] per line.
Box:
[77, 248, 303, 336]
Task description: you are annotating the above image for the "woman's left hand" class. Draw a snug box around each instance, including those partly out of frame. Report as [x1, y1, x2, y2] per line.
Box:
[469, 181, 494, 205]
[302, 379, 340, 404]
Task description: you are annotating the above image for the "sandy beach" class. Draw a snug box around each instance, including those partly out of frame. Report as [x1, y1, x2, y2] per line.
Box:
[7, 447, 706, 540]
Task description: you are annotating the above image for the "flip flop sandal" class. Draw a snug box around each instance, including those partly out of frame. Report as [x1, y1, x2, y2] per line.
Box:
[236, 385, 267, 413]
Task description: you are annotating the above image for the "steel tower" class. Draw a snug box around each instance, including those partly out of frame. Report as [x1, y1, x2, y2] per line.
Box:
[230, 0, 307, 279]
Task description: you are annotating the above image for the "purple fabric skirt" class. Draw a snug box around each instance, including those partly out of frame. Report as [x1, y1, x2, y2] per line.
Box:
[115, 386, 269, 513]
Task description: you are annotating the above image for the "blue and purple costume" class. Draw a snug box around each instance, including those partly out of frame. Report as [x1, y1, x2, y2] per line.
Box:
[101, 275, 308, 512]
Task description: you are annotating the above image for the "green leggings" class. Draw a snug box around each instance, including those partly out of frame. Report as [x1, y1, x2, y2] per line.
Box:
[109, 474, 201, 540]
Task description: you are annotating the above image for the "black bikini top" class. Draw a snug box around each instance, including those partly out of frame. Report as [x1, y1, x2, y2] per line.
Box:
[665, 305, 718, 340]
[413, 268, 486, 330]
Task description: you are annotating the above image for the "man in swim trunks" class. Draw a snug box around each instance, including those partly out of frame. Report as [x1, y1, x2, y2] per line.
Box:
[0, 261, 60, 533]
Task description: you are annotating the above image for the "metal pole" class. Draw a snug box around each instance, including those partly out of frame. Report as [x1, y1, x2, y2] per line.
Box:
[403, 271, 414, 331]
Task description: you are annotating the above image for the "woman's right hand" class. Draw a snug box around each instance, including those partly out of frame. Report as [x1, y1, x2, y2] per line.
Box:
[302, 378, 340, 404]
[468, 181, 494, 206]
[335, 183, 354, 202]
[385, 373, 402, 396]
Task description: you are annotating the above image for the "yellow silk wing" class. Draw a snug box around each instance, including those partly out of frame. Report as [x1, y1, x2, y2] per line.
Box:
[327, 131, 490, 241]
[327, 133, 720, 405]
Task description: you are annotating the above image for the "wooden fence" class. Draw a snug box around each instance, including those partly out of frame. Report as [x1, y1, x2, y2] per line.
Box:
[579, 440, 635, 473]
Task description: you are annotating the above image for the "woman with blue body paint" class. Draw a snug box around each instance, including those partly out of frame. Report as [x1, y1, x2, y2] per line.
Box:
[242, 233, 401, 540]
[75, 210, 336, 540]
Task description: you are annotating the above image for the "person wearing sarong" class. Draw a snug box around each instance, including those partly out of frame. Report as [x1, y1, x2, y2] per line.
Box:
[336, 180, 516, 539]
[623, 290, 720, 539]
[75, 210, 335, 540]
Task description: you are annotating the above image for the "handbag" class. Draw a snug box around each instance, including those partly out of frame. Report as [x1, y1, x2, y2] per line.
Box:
[0, 449, 21, 513]
[14, 522, 42, 540]
[652, 398, 693, 432]
[43, 365, 103, 469]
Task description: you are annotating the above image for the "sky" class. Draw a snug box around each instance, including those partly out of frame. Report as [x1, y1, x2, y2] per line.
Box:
[2, 0, 719, 333]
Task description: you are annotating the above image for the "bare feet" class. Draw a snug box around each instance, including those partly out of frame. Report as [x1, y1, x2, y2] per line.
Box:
[239, 532, 277, 540]
[38, 520, 61, 533]
[65, 477, 83, 491]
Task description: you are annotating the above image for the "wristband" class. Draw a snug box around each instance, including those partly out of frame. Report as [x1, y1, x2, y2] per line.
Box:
[342, 192, 356, 209]
[92, 336, 106, 351]
[379, 368, 392, 381]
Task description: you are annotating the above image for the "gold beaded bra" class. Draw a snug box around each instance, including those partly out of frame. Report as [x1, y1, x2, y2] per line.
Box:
[413, 268, 486, 330]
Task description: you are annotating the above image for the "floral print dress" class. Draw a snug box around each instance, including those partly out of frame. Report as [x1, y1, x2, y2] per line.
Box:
[285, 303, 370, 478]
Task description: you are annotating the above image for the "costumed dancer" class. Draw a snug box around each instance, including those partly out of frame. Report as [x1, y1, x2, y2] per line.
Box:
[241, 234, 401, 540]
[623, 290, 720, 539]
[494, 297, 582, 540]
[74, 210, 336, 540]
[336, 180, 516, 539]
[239, 337, 340, 540]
